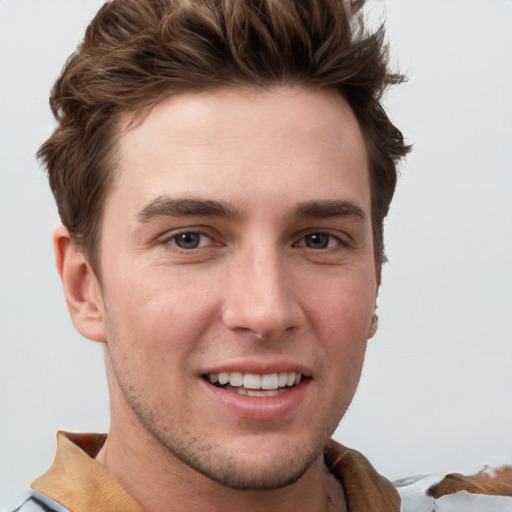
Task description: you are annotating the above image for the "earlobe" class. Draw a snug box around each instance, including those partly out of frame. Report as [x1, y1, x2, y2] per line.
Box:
[54, 225, 107, 343]
[368, 313, 378, 339]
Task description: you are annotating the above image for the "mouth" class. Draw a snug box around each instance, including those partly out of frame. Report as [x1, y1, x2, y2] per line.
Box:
[202, 371, 304, 397]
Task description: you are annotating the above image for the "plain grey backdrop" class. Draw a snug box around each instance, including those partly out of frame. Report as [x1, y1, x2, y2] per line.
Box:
[1, 0, 511, 509]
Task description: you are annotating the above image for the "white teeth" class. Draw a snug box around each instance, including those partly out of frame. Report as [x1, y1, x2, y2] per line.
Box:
[243, 373, 261, 389]
[229, 372, 243, 387]
[224, 385, 286, 397]
[246, 389, 282, 397]
[261, 373, 279, 390]
[206, 371, 303, 391]
[218, 372, 229, 385]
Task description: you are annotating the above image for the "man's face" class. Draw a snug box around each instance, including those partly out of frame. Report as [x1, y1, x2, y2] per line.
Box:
[94, 86, 377, 489]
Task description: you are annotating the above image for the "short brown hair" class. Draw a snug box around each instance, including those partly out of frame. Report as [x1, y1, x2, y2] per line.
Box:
[38, 0, 409, 276]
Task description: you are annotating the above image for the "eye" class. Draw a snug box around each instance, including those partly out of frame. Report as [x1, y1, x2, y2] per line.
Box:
[171, 232, 212, 250]
[299, 233, 341, 249]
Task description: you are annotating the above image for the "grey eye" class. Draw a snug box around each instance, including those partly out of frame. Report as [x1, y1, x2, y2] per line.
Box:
[173, 232, 202, 249]
[304, 233, 330, 249]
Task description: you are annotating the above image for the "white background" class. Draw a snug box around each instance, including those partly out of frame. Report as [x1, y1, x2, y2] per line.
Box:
[1, 0, 511, 509]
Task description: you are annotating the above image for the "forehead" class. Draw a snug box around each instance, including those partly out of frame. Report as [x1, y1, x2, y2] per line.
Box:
[111, 86, 370, 215]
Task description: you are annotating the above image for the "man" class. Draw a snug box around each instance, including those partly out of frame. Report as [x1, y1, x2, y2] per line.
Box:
[15, 0, 409, 510]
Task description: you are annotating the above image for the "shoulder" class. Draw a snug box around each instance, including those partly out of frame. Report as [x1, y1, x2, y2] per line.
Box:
[10, 492, 70, 512]
[397, 474, 512, 512]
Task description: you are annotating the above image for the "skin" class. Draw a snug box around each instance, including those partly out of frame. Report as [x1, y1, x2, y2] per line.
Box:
[55, 86, 378, 512]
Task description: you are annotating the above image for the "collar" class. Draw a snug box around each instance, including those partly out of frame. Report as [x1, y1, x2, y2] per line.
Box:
[32, 431, 400, 512]
[324, 440, 400, 511]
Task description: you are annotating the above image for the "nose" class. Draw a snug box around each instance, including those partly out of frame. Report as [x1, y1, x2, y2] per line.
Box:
[221, 244, 303, 341]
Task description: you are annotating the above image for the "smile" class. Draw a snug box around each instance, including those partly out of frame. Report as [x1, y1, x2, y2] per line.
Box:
[204, 371, 303, 397]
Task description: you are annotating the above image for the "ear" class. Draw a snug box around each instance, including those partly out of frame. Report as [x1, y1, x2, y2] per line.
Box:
[368, 313, 378, 340]
[54, 225, 107, 343]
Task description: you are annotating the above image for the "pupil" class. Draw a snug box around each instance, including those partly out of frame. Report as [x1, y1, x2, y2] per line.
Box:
[176, 233, 200, 249]
[306, 233, 329, 249]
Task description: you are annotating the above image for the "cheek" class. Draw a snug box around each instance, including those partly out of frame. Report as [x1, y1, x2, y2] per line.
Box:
[305, 271, 376, 335]
[101, 267, 222, 358]
[303, 272, 375, 379]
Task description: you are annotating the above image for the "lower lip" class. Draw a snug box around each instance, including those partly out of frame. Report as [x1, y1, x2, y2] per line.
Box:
[201, 379, 310, 421]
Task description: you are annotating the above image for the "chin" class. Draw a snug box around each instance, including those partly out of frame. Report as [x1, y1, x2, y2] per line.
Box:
[146, 422, 325, 491]
[177, 445, 318, 491]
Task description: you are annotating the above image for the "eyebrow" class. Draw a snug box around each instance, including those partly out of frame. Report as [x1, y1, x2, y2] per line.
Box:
[137, 196, 366, 224]
[137, 196, 241, 222]
[293, 200, 366, 221]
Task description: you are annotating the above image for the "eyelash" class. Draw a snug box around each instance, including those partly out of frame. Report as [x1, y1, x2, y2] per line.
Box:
[162, 230, 347, 252]
[295, 232, 347, 250]
[166, 231, 215, 250]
